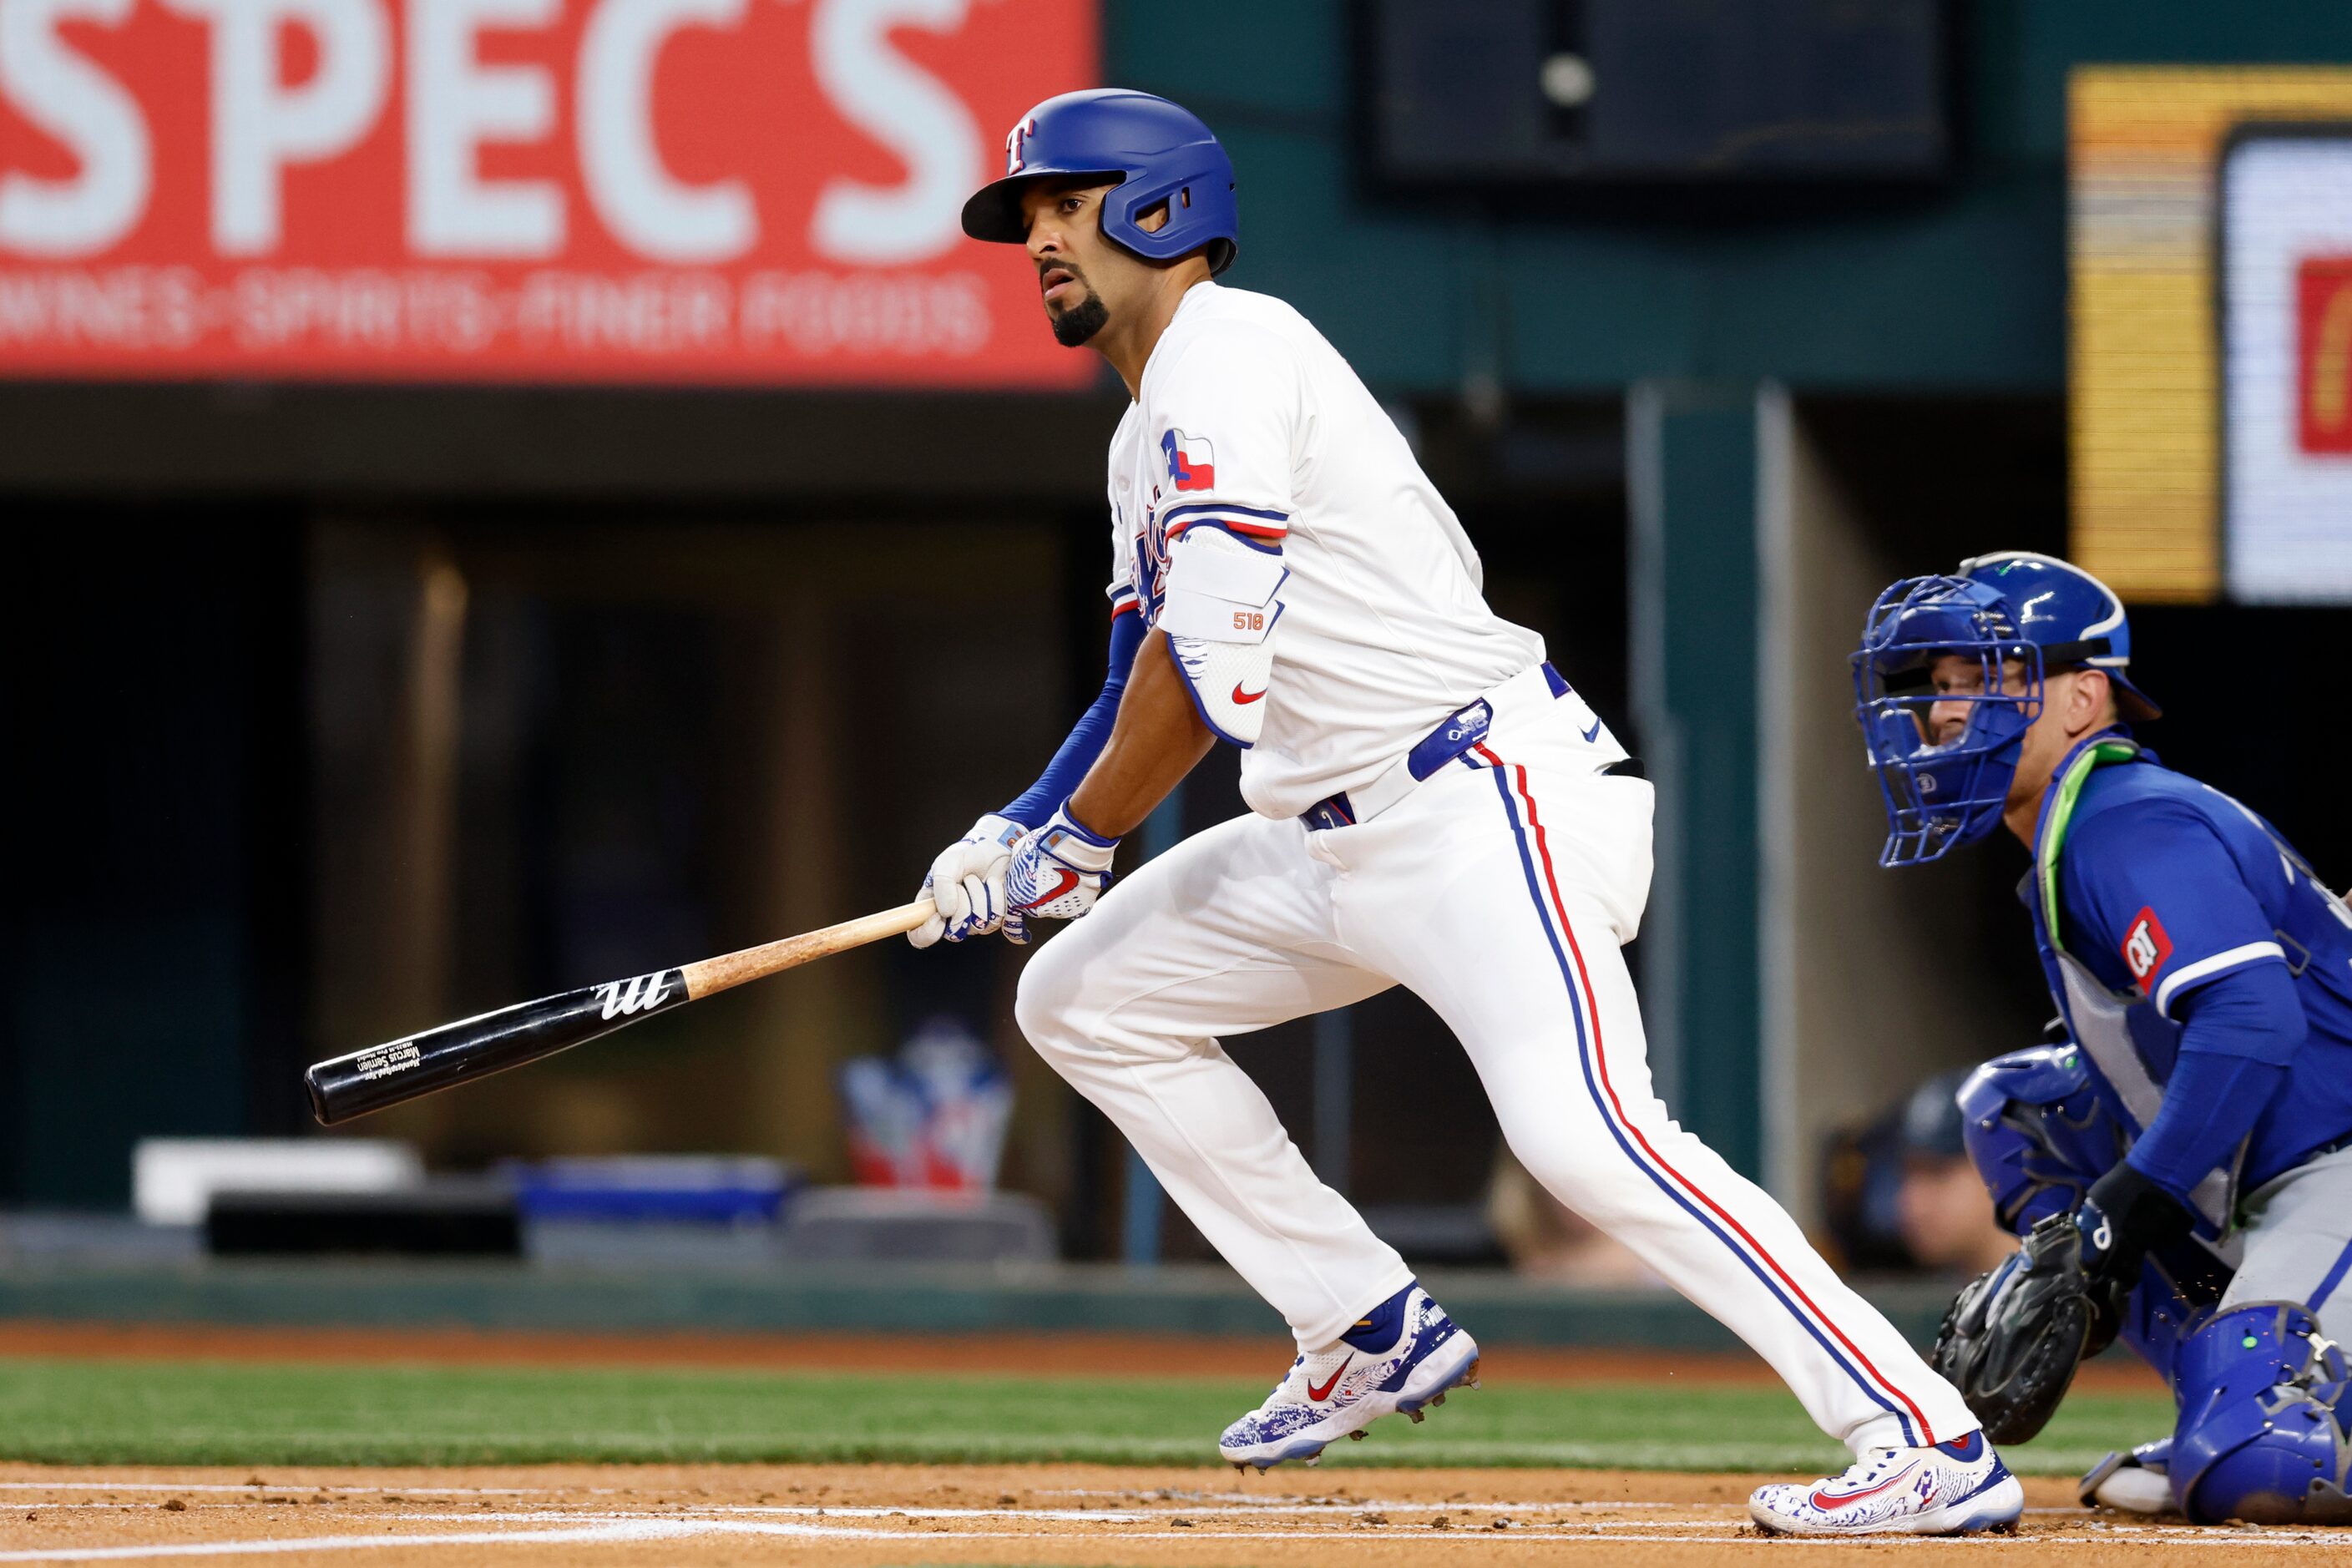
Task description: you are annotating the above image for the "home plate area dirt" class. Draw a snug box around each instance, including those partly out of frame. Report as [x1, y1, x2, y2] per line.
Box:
[7, 1464, 2352, 1565]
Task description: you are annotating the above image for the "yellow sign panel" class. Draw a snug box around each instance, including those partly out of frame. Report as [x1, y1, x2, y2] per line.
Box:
[2070, 68, 2352, 602]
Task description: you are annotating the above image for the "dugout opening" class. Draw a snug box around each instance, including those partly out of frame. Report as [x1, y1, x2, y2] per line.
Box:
[1759, 392, 2070, 1231]
[1, 381, 1631, 1275]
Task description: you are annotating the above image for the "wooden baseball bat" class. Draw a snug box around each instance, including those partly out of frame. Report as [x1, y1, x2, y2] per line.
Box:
[303, 899, 934, 1125]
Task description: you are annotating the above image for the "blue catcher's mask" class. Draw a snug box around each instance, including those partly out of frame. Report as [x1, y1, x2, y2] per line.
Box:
[1853, 576, 2041, 866]
[1852, 551, 2161, 867]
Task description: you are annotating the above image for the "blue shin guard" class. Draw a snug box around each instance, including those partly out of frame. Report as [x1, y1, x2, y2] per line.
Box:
[2169, 1302, 2352, 1525]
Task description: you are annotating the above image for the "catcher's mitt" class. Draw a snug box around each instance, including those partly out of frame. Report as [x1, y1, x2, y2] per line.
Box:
[1929, 1211, 2122, 1444]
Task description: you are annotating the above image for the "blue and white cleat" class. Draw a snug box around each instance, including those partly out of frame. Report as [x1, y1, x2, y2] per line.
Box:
[1748, 1430, 2024, 1536]
[1217, 1282, 1481, 1472]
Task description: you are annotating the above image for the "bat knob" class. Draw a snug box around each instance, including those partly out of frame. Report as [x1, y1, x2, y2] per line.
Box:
[303, 1065, 338, 1126]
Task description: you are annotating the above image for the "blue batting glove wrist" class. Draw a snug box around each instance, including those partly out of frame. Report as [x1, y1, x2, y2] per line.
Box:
[1051, 802, 1119, 852]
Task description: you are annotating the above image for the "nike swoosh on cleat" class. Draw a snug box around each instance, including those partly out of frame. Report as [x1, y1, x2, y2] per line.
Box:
[1809, 1461, 1920, 1512]
[1232, 683, 1267, 705]
[1306, 1355, 1352, 1403]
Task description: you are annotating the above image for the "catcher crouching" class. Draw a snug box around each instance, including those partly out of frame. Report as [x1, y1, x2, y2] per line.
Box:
[1854, 551, 2352, 1525]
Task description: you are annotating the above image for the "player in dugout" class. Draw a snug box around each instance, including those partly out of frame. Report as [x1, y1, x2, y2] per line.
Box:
[1854, 551, 2352, 1524]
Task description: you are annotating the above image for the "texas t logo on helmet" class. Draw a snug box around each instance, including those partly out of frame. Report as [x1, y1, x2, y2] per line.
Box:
[1004, 116, 1039, 175]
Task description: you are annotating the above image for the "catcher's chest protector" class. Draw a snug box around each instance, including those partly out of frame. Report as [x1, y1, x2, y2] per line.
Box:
[2028, 741, 2246, 1233]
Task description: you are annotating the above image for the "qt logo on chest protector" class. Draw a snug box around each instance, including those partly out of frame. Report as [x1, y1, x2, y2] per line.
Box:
[2121, 908, 2174, 987]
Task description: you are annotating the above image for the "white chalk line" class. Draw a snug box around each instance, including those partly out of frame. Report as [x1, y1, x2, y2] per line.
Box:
[12, 1484, 2348, 1559]
[31, 1505, 2164, 1537]
[10, 1500, 1709, 1524]
[0, 1520, 876, 1562]
[1036, 1486, 1683, 1509]
[427, 1508, 1700, 1527]
[422, 1509, 2352, 1540]
[0, 1495, 531, 1504]
[27, 1492, 2348, 1540]
[13, 1518, 2352, 1562]
[0, 1487, 1697, 1515]
[0, 1489, 1706, 1516]
[729, 1505, 1569, 1524]
[3, 1497, 1719, 1523]
[15, 1499, 2352, 1561]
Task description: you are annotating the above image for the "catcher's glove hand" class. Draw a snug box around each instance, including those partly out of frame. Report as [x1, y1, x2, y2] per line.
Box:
[1929, 1211, 2125, 1444]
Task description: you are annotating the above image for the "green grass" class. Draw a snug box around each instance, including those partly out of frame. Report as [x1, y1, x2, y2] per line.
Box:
[0, 1357, 2170, 1475]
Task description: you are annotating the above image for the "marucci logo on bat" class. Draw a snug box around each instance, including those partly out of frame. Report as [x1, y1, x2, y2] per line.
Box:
[306, 902, 930, 1127]
[596, 970, 679, 1020]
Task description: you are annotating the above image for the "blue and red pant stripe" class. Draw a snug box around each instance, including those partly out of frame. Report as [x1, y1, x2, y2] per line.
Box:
[1474, 741, 1937, 1447]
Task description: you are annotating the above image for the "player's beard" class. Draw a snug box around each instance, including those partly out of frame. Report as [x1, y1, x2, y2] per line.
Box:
[1050, 291, 1109, 347]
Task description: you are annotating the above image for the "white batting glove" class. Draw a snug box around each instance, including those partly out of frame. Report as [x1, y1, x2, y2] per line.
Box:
[910, 813, 1025, 948]
[1002, 805, 1119, 945]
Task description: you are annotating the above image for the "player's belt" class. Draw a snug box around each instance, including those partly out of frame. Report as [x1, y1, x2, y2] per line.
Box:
[1301, 662, 1583, 832]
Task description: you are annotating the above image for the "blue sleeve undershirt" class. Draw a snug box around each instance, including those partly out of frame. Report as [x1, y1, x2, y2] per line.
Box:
[2123, 961, 2303, 1203]
[1000, 610, 1146, 828]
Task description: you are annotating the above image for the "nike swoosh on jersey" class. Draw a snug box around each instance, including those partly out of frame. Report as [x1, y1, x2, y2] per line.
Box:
[1581, 717, 1603, 743]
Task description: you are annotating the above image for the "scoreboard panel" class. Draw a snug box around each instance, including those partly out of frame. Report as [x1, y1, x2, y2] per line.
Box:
[2071, 68, 2352, 602]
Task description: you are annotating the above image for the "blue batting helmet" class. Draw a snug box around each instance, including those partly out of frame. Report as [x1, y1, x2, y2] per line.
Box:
[960, 89, 1238, 276]
[1853, 551, 2161, 866]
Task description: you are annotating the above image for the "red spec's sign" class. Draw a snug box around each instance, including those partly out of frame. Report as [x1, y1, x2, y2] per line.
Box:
[0, 0, 1095, 386]
[2301, 255, 2352, 455]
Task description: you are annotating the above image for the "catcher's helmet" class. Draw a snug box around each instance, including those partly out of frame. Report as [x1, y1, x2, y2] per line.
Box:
[1947, 552, 2160, 721]
[1853, 551, 2160, 866]
[961, 89, 1237, 276]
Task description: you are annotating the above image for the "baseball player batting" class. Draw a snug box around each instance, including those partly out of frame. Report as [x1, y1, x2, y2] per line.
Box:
[913, 89, 2019, 1537]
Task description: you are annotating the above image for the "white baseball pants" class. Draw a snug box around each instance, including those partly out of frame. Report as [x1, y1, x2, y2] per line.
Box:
[1015, 695, 1978, 1455]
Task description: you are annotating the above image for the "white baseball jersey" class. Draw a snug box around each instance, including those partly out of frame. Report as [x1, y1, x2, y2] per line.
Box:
[1105, 282, 1545, 820]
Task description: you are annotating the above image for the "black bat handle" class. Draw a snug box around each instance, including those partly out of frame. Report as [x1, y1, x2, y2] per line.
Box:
[304, 969, 687, 1125]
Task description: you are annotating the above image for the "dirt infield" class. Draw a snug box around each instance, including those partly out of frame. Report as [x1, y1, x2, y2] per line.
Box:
[7, 1462, 2351, 1565]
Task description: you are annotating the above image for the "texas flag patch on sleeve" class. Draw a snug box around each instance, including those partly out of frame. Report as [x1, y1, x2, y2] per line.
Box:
[2121, 907, 2174, 989]
[1161, 428, 1216, 491]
